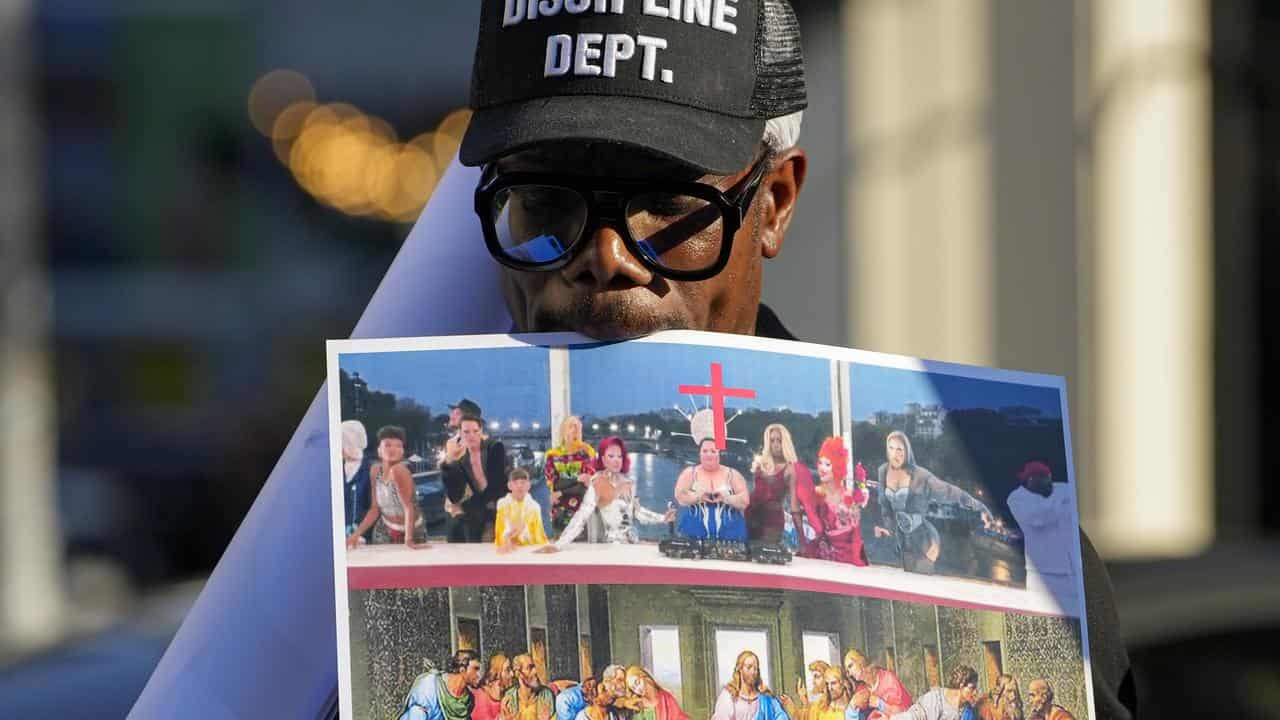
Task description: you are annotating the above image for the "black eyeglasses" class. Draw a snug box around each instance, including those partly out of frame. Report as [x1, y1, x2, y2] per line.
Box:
[474, 153, 771, 281]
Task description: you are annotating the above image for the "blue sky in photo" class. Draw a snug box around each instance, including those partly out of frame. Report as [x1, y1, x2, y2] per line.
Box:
[850, 363, 1062, 420]
[340, 347, 551, 423]
[570, 342, 832, 416]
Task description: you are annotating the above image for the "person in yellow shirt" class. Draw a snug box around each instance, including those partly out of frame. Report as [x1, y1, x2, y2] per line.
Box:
[495, 468, 548, 553]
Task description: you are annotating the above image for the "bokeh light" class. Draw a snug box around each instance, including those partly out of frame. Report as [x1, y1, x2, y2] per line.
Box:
[247, 69, 315, 137]
[249, 70, 470, 223]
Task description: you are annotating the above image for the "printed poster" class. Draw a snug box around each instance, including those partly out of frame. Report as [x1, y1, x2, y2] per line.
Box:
[328, 331, 1094, 720]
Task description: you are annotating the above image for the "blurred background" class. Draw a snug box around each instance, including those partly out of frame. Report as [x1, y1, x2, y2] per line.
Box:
[0, 0, 1276, 717]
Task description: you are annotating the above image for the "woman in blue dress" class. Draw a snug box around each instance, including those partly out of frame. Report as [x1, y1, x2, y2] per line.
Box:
[674, 437, 750, 541]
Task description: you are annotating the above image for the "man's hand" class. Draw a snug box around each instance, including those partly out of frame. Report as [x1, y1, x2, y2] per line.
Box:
[444, 436, 465, 463]
[874, 526, 892, 538]
[534, 545, 561, 554]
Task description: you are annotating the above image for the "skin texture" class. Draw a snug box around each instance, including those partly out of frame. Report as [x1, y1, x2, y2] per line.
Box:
[494, 142, 807, 339]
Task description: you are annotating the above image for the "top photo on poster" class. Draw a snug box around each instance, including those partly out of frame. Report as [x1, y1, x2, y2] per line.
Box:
[328, 331, 1084, 619]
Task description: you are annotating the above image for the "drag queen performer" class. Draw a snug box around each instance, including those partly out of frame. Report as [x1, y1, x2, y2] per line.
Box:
[873, 431, 993, 574]
[811, 437, 868, 566]
[674, 437, 750, 542]
[544, 416, 597, 537]
[748, 423, 820, 546]
[537, 437, 675, 551]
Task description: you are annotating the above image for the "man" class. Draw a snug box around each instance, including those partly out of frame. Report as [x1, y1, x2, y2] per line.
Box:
[399, 649, 484, 720]
[129, 2, 1136, 718]
[843, 650, 911, 716]
[501, 654, 555, 720]
[441, 413, 509, 542]
[556, 676, 598, 720]
[599, 664, 628, 702]
[624, 666, 688, 720]
[889, 665, 980, 720]
[1006, 461, 1079, 595]
[711, 650, 789, 720]
[475, 654, 517, 720]
[1025, 680, 1074, 720]
[442, 398, 483, 518]
[458, 2, 1134, 718]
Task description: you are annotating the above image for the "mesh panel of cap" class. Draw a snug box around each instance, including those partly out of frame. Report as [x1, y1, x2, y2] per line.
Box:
[750, 0, 808, 118]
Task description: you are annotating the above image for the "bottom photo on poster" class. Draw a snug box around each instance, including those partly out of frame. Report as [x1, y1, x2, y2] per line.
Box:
[344, 581, 1090, 720]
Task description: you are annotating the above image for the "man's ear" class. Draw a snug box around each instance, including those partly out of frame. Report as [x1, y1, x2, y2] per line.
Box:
[758, 147, 807, 259]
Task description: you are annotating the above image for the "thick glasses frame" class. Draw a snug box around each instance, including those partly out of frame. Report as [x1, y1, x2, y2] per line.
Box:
[474, 153, 771, 281]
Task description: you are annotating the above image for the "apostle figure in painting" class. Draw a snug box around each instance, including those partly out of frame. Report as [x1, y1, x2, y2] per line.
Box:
[873, 431, 993, 574]
[473, 654, 515, 720]
[785, 659, 833, 720]
[495, 468, 549, 553]
[889, 665, 980, 720]
[748, 424, 818, 546]
[795, 667, 853, 720]
[598, 664, 628, 701]
[711, 650, 790, 720]
[981, 675, 1023, 720]
[843, 650, 911, 716]
[625, 666, 689, 720]
[580, 679, 624, 720]
[545, 415, 598, 537]
[674, 438, 750, 542]
[501, 654, 555, 720]
[539, 436, 674, 551]
[810, 437, 869, 566]
[1024, 680, 1073, 720]
[399, 649, 484, 720]
[341, 419, 372, 541]
[442, 413, 509, 542]
[556, 677, 598, 720]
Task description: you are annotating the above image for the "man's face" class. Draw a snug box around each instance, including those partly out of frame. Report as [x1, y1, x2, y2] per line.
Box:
[627, 674, 645, 696]
[824, 673, 845, 701]
[959, 683, 979, 706]
[611, 668, 628, 696]
[1026, 681, 1049, 713]
[809, 669, 824, 692]
[582, 678, 598, 699]
[739, 655, 759, 687]
[450, 407, 463, 427]
[494, 143, 803, 340]
[464, 659, 484, 687]
[843, 658, 862, 682]
[516, 657, 540, 688]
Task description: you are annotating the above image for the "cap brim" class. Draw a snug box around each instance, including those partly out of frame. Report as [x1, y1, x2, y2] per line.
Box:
[460, 95, 765, 176]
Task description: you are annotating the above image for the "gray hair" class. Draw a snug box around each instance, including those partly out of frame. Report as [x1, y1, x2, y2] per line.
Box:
[763, 110, 804, 156]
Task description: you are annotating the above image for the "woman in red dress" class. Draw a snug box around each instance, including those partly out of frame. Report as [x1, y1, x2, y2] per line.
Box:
[811, 437, 869, 566]
[748, 423, 818, 545]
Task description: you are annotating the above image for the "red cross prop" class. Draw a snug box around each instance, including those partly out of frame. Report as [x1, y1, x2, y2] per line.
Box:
[678, 362, 756, 449]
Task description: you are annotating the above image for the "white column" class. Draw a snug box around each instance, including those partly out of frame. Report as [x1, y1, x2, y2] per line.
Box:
[1089, 0, 1213, 557]
[843, 0, 994, 366]
[0, 0, 66, 650]
[548, 347, 571, 443]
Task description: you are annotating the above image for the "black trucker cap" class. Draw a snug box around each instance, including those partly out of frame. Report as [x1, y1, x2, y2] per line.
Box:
[459, 0, 807, 175]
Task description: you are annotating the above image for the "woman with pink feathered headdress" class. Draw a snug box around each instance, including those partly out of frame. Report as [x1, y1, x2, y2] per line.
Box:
[809, 436, 869, 566]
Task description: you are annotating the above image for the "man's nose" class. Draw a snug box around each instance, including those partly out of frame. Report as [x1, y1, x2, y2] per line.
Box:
[560, 221, 654, 290]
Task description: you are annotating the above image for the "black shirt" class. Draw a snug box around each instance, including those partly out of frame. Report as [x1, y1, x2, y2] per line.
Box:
[755, 303, 1138, 720]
